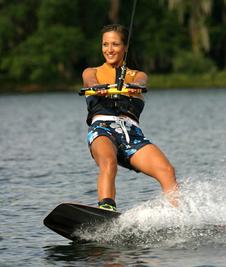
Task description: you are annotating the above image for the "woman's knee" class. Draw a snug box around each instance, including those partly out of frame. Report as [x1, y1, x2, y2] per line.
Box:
[154, 163, 176, 184]
[98, 156, 118, 173]
[164, 163, 176, 178]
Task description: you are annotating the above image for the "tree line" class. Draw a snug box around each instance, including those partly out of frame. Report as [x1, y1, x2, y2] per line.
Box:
[0, 0, 225, 86]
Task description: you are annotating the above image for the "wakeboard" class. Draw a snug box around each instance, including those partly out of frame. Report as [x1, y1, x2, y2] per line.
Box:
[43, 202, 121, 241]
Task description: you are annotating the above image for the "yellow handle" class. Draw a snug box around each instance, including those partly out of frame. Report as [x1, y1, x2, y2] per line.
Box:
[84, 87, 141, 96]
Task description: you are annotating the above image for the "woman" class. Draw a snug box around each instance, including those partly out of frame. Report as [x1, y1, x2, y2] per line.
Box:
[82, 24, 178, 211]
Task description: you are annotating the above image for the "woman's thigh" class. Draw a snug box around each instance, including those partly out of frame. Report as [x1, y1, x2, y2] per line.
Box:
[91, 136, 118, 167]
[129, 144, 176, 191]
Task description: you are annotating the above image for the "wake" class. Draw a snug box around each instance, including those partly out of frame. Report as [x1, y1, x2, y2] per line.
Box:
[75, 177, 226, 248]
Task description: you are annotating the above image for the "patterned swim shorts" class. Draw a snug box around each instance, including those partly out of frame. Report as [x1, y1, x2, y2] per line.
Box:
[87, 116, 152, 170]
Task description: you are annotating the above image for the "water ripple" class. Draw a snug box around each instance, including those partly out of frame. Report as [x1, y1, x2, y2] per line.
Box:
[0, 90, 226, 267]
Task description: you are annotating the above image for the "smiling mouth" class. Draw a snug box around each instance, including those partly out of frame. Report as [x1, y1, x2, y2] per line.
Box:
[106, 54, 116, 60]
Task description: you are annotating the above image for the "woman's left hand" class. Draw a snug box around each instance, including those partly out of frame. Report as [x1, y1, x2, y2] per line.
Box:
[128, 88, 142, 94]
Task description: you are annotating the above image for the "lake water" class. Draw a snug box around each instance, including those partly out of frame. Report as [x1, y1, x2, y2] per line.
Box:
[0, 88, 226, 267]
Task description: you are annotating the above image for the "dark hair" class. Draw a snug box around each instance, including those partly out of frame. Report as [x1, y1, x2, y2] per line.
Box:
[101, 24, 129, 46]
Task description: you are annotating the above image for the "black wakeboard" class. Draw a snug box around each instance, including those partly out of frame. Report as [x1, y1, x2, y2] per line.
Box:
[43, 203, 121, 241]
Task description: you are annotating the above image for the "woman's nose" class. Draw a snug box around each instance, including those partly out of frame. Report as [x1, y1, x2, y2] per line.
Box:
[108, 44, 113, 52]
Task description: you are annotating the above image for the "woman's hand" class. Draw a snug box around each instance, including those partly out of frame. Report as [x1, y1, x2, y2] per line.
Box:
[95, 89, 109, 96]
[127, 88, 142, 94]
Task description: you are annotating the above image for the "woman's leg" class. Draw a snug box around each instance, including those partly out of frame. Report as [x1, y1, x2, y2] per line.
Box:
[130, 144, 178, 204]
[91, 136, 118, 201]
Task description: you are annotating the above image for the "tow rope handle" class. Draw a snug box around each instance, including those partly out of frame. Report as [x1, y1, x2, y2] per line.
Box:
[78, 83, 147, 96]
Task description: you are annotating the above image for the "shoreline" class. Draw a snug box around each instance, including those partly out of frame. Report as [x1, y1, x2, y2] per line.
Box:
[0, 72, 225, 94]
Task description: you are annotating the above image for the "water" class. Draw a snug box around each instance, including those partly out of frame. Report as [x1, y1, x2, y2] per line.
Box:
[0, 88, 226, 267]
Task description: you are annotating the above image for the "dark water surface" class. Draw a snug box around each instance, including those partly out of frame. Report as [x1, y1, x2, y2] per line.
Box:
[1, 89, 226, 267]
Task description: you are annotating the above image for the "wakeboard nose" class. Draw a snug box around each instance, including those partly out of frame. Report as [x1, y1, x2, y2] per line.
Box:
[43, 202, 121, 241]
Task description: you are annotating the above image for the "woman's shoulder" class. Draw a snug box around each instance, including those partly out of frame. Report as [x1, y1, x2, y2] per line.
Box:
[127, 67, 147, 77]
[83, 66, 96, 72]
[82, 67, 97, 78]
[126, 67, 138, 78]
[82, 64, 105, 74]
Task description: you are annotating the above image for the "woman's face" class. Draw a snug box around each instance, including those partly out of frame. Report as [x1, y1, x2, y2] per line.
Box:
[102, 31, 127, 67]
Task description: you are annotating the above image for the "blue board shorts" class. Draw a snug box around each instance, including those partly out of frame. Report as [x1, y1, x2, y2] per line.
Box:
[87, 116, 152, 171]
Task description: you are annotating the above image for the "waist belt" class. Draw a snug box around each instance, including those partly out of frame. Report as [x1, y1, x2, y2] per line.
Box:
[91, 115, 139, 143]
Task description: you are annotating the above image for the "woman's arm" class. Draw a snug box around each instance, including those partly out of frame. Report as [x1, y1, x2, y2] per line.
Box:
[82, 68, 109, 95]
[82, 68, 98, 87]
[133, 71, 148, 86]
[82, 68, 148, 96]
[126, 71, 148, 96]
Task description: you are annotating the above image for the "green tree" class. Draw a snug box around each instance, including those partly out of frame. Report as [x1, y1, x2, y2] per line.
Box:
[1, 26, 84, 82]
[167, 0, 212, 54]
[0, 0, 225, 88]
[209, 0, 226, 69]
[118, 0, 189, 73]
[0, 0, 85, 83]
[0, 0, 38, 52]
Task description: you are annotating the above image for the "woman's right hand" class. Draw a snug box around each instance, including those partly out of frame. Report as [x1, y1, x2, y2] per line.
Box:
[95, 89, 108, 96]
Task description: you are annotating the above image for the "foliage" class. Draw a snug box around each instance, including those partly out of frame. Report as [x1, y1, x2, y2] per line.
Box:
[167, 0, 213, 54]
[0, 0, 38, 53]
[149, 72, 226, 89]
[173, 51, 217, 74]
[1, 26, 84, 82]
[0, 0, 225, 88]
